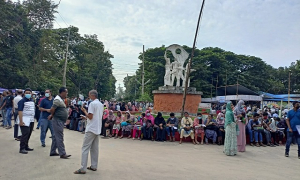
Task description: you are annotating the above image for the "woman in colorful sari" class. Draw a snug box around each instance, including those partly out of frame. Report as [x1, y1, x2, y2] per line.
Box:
[113, 111, 123, 139]
[100, 109, 109, 136]
[105, 110, 116, 138]
[133, 113, 145, 140]
[234, 100, 247, 152]
[193, 113, 205, 145]
[120, 111, 135, 139]
[224, 102, 238, 156]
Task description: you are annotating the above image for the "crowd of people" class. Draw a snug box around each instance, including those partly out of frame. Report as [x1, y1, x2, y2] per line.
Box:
[67, 98, 300, 159]
[1, 88, 300, 175]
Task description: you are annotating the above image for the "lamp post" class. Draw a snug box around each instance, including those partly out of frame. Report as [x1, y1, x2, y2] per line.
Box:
[288, 70, 291, 109]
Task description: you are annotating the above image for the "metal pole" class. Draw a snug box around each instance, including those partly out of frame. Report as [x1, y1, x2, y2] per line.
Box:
[62, 27, 70, 87]
[211, 77, 213, 102]
[142, 45, 145, 95]
[215, 75, 218, 97]
[288, 70, 291, 109]
[181, 0, 206, 117]
[225, 70, 227, 96]
[236, 75, 239, 99]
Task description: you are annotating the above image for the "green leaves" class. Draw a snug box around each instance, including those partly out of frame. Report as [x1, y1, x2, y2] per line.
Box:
[124, 45, 299, 99]
[0, 0, 116, 99]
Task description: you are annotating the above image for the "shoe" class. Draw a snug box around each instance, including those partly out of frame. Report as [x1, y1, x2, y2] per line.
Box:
[42, 144, 46, 147]
[19, 149, 28, 154]
[36, 127, 39, 129]
[60, 154, 71, 159]
[50, 153, 60, 156]
[49, 136, 52, 138]
[6, 126, 12, 129]
[285, 152, 289, 157]
[25, 147, 34, 151]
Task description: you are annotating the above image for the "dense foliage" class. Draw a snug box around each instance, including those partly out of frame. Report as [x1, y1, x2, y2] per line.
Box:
[124, 45, 300, 99]
[0, 0, 116, 99]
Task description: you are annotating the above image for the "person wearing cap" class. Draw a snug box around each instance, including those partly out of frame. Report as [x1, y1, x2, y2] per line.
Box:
[285, 101, 300, 158]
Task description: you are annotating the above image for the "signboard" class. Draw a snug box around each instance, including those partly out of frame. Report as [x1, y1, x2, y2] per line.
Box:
[219, 96, 226, 103]
[198, 103, 211, 109]
[198, 103, 211, 114]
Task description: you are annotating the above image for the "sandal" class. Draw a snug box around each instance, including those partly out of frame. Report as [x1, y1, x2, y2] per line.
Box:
[74, 169, 86, 174]
[255, 143, 260, 147]
[87, 166, 97, 171]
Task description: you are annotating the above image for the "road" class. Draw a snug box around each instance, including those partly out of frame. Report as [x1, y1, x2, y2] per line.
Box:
[0, 124, 299, 180]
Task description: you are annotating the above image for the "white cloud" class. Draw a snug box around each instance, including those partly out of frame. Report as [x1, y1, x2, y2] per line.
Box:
[53, 0, 300, 88]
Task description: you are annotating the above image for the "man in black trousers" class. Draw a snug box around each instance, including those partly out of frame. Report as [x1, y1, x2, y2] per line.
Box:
[18, 88, 35, 154]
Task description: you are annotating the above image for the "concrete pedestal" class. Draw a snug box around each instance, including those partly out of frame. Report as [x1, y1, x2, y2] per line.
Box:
[152, 86, 202, 115]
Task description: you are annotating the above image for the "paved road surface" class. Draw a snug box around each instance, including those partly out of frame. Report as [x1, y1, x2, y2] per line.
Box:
[0, 124, 299, 180]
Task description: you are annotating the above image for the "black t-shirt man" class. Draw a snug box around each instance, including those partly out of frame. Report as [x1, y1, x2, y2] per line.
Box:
[5, 95, 14, 108]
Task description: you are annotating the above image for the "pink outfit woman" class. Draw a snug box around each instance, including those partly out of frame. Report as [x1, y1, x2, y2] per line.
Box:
[132, 116, 144, 139]
[237, 119, 248, 152]
[234, 100, 247, 152]
[193, 118, 205, 140]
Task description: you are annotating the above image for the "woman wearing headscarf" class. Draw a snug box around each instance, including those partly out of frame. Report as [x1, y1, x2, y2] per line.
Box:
[142, 110, 155, 140]
[105, 110, 116, 138]
[120, 111, 135, 139]
[224, 102, 238, 156]
[100, 109, 109, 136]
[234, 100, 247, 152]
[154, 112, 166, 141]
[113, 111, 123, 138]
[216, 111, 225, 145]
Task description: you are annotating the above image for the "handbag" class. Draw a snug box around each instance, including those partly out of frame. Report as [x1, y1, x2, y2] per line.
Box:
[121, 122, 128, 127]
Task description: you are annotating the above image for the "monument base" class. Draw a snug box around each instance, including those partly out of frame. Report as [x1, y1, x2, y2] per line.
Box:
[152, 86, 202, 115]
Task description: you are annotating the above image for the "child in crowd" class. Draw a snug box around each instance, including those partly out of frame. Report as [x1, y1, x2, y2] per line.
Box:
[133, 113, 145, 140]
[113, 111, 123, 139]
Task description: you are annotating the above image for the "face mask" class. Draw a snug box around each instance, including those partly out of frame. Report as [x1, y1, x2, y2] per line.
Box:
[147, 113, 150, 116]
[104, 112, 107, 115]
[220, 117, 224, 120]
[171, 118, 174, 120]
[197, 117, 202, 120]
[25, 94, 31, 99]
[45, 93, 50, 97]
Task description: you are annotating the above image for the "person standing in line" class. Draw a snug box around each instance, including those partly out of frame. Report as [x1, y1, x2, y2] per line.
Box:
[234, 100, 247, 152]
[285, 101, 300, 158]
[224, 102, 238, 156]
[36, 92, 45, 129]
[1, 90, 14, 129]
[48, 87, 71, 159]
[74, 90, 103, 174]
[39, 89, 54, 147]
[18, 88, 35, 154]
[13, 90, 23, 141]
[0, 91, 8, 127]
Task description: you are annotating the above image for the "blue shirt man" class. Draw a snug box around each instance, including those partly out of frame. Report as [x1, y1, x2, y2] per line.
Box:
[285, 101, 300, 158]
[39, 90, 54, 147]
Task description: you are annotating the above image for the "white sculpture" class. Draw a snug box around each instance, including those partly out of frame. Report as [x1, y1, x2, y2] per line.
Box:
[163, 44, 195, 87]
[164, 51, 172, 86]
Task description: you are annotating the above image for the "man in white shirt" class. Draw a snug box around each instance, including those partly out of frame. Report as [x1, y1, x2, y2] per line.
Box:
[74, 90, 103, 174]
[13, 90, 23, 140]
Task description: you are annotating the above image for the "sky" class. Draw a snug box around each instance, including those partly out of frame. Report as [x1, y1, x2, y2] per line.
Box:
[52, 0, 300, 88]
